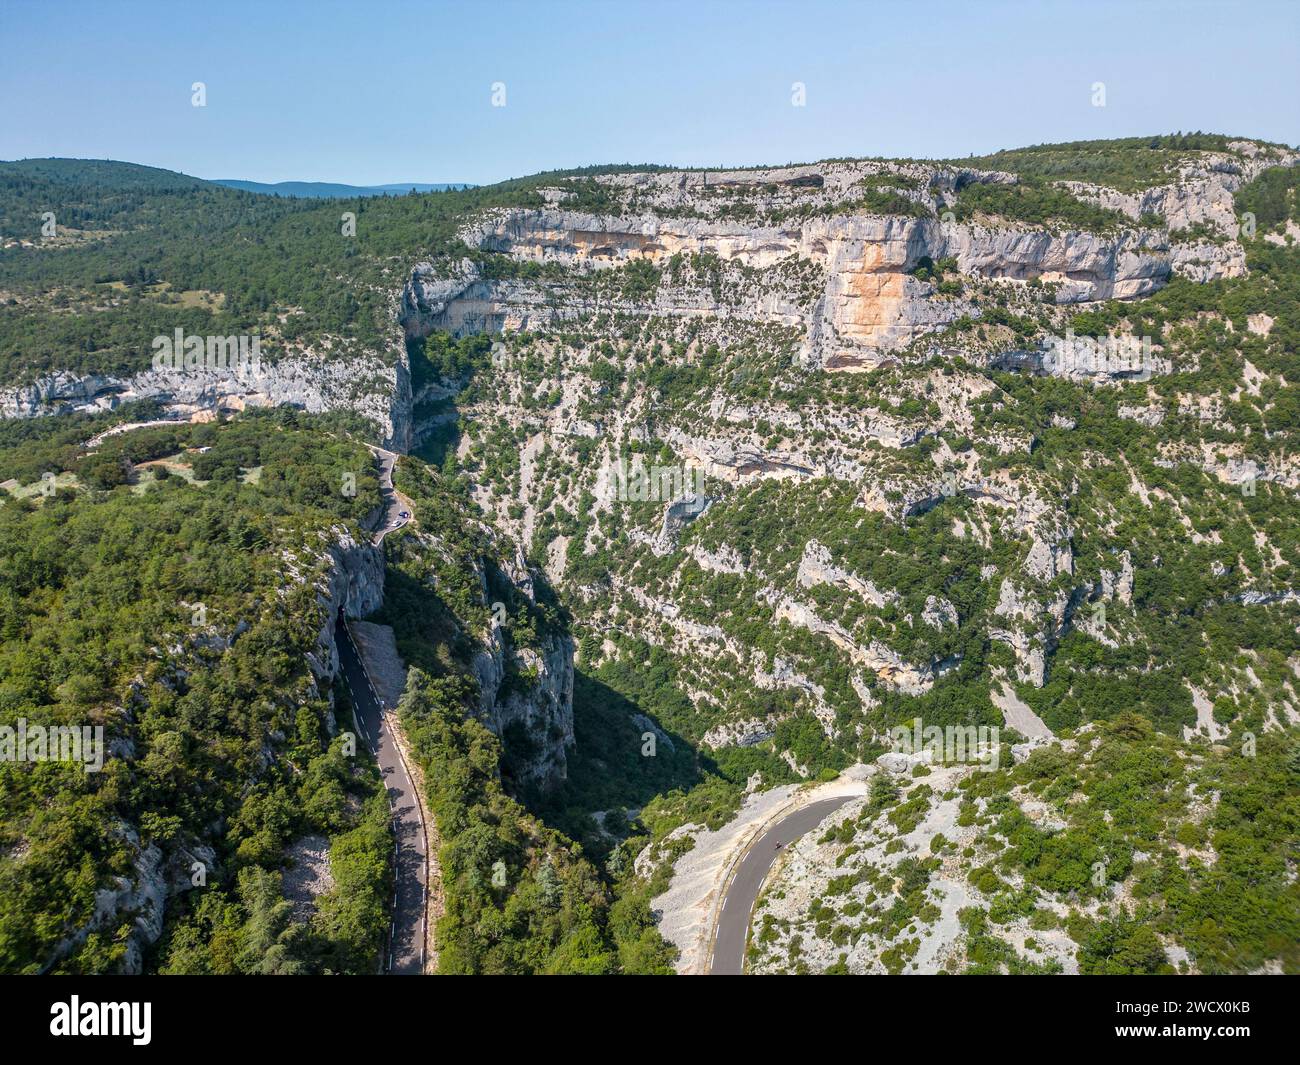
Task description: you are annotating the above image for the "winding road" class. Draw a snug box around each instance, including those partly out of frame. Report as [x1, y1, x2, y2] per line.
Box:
[367, 446, 406, 544]
[709, 796, 856, 975]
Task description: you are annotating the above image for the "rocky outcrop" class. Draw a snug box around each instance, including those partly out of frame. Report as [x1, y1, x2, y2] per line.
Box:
[1060, 145, 1299, 238]
[402, 205, 1178, 372]
[653, 493, 711, 553]
[755, 656, 837, 736]
[399, 258, 482, 337]
[991, 329, 1169, 382]
[1099, 551, 1135, 606]
[400, 150, 1295, 382]
[797, 539, 897, 607]
[989, 578, 1064, 687]
[665, 429, 820, 484]
[701, 716, 777, 750]
[0, 351, 413, 452]
[469, 550, 575, 791]
[8, 148, 1296, 481]
[40, 522, 382, 974]
[922, 595, 959, 630]
[765, 590, 949, 695]
[398, 150, 1300, 376]
[472, 621, 575, 791]
[306, 527, 386, 688]
[40, 826, 168, 975]
[1169, 239, 1247, 283]
[12, 151, 1279, 454]
[0, 370, 124, 417]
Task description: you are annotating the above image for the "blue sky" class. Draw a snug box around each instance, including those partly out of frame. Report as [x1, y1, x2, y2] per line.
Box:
[2, 0, 1296, 185]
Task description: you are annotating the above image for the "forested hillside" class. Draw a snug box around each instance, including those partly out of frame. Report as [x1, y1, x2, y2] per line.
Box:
[2, 158, 597, 382]
[0, 409, 395, 972]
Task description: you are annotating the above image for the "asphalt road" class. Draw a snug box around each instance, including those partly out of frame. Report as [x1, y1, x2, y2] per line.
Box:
[709, 796, 857, 975]
[336, 618, 428, 974]
[369, 448, 405, 544]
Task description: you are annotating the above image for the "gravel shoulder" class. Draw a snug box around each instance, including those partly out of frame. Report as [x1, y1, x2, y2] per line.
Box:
[643, 767, 871, 974]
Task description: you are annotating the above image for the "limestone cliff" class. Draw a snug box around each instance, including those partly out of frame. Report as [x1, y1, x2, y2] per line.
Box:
[470, 547, 575, 791]
[399, 207, 1174, 372]
[0, 349, 413, 452]
[306, 526, 386, 692]
[396, 151, 1298, 378]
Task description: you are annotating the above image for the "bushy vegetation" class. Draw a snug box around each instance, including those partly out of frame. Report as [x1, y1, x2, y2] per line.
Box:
[0, 158, 557, 381]
[0, 413, 392, 973]
[1235, 164, 1300, 234]
[368, 455, 678, 973]
[953, 178, 1136, 232]
[951, 133, 1253, 192]
[398, 670, 675, 974]
[962, 713, 1300, 974]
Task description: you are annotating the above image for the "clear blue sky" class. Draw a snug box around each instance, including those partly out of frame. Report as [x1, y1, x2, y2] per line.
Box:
[2, 0, 1296, 186]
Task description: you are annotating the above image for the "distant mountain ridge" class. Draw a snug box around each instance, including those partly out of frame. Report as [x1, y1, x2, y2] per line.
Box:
[211, 178, 475, 198]
[0, 159, 474, 199]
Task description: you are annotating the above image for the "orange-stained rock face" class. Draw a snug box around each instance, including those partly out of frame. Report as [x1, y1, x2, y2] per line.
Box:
[841, 263, 907, 340]
[487, 213, 946, 366]
[817, 236, 933, 367]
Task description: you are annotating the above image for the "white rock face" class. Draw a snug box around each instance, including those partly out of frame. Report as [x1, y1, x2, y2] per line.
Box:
[922, 595, 959, 630]
[1099, 551, 1135, 606]
[1060, 147, 1299, 237]
[1169, 239, 1247, 283]
[396, 152, 1300, 388]
[766, 590, 940, 696]
[472, 621, 575, 790]
[990, 578, 1052, 687]
[701, 716, 777, 749]
[1119, 402, 1166, 426]
[403, 204, 1177, 372]
[309, 527, 387, 686]
[936, 222, 1169, 301]
[797, 539, 898, 607]
[0, 370, 123, 416]
[0, 351, 413, 452]
[464, 549, 575, 791]
[43, 830, 167, 975]
[12, 152, 1289, 452]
